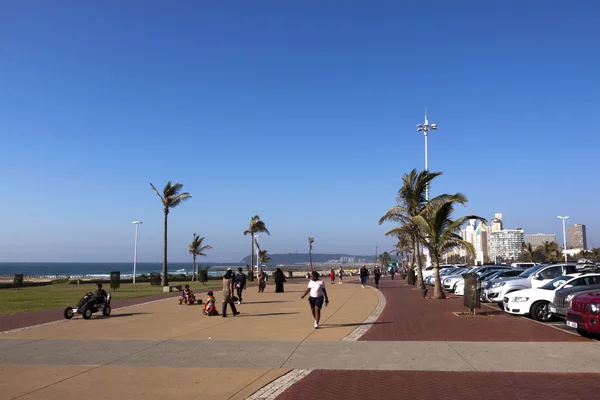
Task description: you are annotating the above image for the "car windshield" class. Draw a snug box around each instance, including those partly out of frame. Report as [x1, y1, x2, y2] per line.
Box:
[519, 264, 547, 278]
[540, 275, 571, 290]
[482, 271, 503, 281]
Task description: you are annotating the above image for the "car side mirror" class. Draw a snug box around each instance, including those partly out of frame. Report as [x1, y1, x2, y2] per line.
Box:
[533, 275, 542, 280]
[564, 284, 573, 289]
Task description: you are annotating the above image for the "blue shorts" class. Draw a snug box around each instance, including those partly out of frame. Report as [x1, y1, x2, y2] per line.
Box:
[360, 277, 367, 284]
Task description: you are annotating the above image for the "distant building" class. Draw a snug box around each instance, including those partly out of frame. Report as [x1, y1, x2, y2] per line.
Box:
[568, 224, 587, 250]
[474, 221, 489, 265]
[340, 256, 355, 264]
[460, 220, 477, 258]
[488, 229, 524, 262]
[525, 233, 557, 248]
[491, 213, 503, 232]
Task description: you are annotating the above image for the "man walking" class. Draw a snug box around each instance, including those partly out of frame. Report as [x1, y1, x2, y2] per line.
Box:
[222, 268, 240, 317]
[373, 265, 382, 289]
[235, 267, 247, 304]
[360, 265, 369, 289]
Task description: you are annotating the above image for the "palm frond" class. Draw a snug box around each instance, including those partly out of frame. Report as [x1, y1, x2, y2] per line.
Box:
[150, 183, 165, 203]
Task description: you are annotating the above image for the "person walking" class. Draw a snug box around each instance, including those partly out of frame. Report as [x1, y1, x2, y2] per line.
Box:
[389, 265, 395, 280]
[258, 267, 266, 293]
[329, 268, 335, 284]
[222, 268, 240, 317]
[274, 267, 286, 293]
[234, 267, 247, 304]
[338, 266, 344, 284]
[359, 265, 369, 288]
[373, 265, 382, 289]
[301, 271, 329, 329]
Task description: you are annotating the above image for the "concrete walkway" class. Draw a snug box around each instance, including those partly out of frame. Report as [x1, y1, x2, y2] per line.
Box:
[0, 278, 379, 400]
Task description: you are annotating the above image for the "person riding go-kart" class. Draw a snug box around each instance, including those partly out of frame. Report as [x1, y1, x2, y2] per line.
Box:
[178, 284, 202, 305]
[64, 283, 112, 320]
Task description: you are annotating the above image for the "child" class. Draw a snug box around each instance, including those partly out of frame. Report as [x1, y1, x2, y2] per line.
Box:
[329, 269, 335, 284]
[203, 291, 218, 316]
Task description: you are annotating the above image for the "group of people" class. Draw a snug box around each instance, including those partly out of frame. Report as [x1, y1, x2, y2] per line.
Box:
[328, 266, 346, 284]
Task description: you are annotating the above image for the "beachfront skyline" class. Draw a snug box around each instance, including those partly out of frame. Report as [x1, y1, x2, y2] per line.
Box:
[1, 2, 599, 262]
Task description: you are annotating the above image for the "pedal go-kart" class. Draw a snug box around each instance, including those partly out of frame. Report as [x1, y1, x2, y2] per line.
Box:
[64, 292, 112, 320]
[178, 292, 202, 305]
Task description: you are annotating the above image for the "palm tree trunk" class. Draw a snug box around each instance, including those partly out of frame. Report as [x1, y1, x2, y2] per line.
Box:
[161, 208, 169, 286]
[432, 257, 446, 299]
[414, 240, 425, 290]
[250, 233, 255, 275]
[192, 255, 196, 282]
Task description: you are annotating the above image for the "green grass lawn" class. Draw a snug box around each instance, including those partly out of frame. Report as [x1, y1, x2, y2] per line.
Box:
[0, 281, 222, 315]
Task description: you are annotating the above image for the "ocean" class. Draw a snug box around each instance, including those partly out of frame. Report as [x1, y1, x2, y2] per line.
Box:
[0, 262, 245, 278]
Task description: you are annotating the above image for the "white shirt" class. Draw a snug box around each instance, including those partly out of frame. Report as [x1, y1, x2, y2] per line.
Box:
[308, 280, 325, 298]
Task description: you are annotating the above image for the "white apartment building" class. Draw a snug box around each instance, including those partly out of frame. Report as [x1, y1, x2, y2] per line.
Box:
[488, 229, 524, 262]
[525, 233, 556, 248]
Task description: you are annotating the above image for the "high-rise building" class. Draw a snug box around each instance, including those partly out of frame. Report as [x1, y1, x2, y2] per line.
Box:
[568, 224, 587, 250]
[488, 229, 524, 262]
[474, 221, 489, 265]
[525, 233, 557, 248]
[491, 213, 503, 232]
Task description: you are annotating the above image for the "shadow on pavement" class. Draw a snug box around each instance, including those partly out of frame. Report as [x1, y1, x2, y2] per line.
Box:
[242, 312, 301, 317]
[242, 300, 291, 305]
[100, 312, 148, 319]
[320, 321, 391, 329]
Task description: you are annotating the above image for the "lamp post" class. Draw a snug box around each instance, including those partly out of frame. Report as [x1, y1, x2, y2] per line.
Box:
[132, 221, 143, 284]
[417, 110, 437, 267]
[416, 109, 438, 201]
[557, 216, 569, 262]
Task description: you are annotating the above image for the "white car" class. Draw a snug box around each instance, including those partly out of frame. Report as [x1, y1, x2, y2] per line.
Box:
[503, 273, 600, 322]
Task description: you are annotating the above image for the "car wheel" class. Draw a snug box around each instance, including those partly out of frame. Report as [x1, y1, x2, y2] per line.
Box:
[102, 305, 111, 317]
[530, 301, 552, 322]
[64, 307, 74, 319]
[82, 308, 93, 320]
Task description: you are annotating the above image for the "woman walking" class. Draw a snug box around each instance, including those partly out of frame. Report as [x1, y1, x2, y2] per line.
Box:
[258, 267, 266, 293]
[373, 265, 382, 289]
[360, 265, 369, 288]
[274, 267, 286, 293]
[222, 268, 240, 317]
[338, 266, 344, 284]
[301, 271, 329, 329]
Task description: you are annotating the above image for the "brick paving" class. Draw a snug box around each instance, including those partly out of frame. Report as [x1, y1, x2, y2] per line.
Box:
[277, 370, 600, 400]
[0, 292, 181, 333]
[359, 278, 587, 342]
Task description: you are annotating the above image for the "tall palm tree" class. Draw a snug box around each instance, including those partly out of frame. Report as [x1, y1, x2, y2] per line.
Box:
[189, 233, 212, 281]
[413, 199, 486, 299]
[258, 249, 272, 265]
[308, 237, 314, 271]
[150, 182, 191, 286]
[379, 169, 460, 290]
[542, 241, 560, 262]
[243, 216, 270, 272]
[522, 242, 534, 262]
[379, 251, 392, 269]
[391, 233, 412, 271]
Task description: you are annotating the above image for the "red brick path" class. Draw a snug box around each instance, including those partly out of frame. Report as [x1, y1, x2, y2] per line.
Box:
[278, 370, 600, 400]
[359, 278, 586, 342]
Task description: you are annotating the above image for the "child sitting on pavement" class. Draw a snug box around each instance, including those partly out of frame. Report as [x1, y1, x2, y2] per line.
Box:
[203, 291, 218, 316]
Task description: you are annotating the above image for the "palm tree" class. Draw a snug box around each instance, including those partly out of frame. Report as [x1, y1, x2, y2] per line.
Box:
[150, 181, 191, 286]
[189, 233, 212, 281]
[258, 249, 272, 265]
[391, 233, 412, 271]
[308, 237, 314, 271]
[379, 251, 392, 269]
[413, 199, 486, 299]
[542, 241, 560, 262]
[379, 169, 459, 290]
[522, 242, 534, 262]
[243, 216, 270, 273]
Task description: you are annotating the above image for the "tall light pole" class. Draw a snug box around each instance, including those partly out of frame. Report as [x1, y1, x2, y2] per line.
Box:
[132, 221, 143, 284]
[417, 109, 437, 267]
[416, 109, 438, 201]
[557, 216, 569, 262]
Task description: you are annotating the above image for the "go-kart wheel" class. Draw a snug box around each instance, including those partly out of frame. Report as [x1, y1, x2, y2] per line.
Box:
[82, 308, 93, 320]
[185, 299, 191, 305]
[102, 305, 112, 317]
[178, 299, 183, 305]
[64, 307, 74, 319]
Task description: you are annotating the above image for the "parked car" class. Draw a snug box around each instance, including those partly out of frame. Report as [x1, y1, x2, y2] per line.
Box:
[566, 290, 600, 337]
[442, 266, 511, 293]
[503, 273, 600, 322]
[454, 269, 509, 296]
[483, 263, 580, 304]
[549, 275, 600, 318]
[425, 267, 465, 286]
[511, 262, 538, 269]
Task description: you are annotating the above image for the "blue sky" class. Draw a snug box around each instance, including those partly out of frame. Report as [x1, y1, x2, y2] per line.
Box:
[1, 1, 599, 263]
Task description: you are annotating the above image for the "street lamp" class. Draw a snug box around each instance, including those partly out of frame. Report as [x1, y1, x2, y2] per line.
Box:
[132, 221, 143, 284]
[557, 216, 569, 262]
[417, 110, 437, 267]
[416, 109, 438, 201]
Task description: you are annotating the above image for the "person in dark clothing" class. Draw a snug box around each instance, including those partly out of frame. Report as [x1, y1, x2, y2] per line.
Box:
[373, 266, 382, 289]
[274, 267, 286, 293]
[359, 265, 369, 288]
[234, 267, 247, 304]
[93, 283, 107, 306]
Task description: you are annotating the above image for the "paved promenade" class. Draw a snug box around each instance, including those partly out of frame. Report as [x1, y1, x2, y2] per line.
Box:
[1, 276, 599, 400]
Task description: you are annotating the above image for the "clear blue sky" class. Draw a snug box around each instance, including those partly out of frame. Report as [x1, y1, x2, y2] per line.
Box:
[1, 1, 599, 263]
